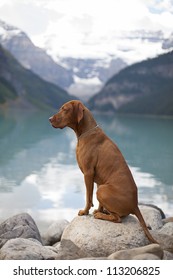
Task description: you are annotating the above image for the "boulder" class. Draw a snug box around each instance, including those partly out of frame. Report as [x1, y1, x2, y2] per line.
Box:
[55, 239, 91, 260]
[107, 244, 163, 260]
[132, 253, 160, 260]
[0, 213, 42, 248]
[139, 203, 166, 219]
[0, 238, 57, 260]
[163, 250, 173, 260]
[158, 222, 173, 236]
[151, 231, 173, 253]
[61, 215, 151, 257]
[42, 219, 69, 246]
[139, 205, 163, 230]
[0, 209, 171, 260]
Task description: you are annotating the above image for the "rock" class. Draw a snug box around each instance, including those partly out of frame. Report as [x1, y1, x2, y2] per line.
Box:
[42, 219, 69, 246]
[0, 238, 58, 260]
[61, 215, 150, 257]
[53, 241, 60, 247]
[139, 203, 166, 219]
[55, 239, 91, 260]
[0, 213, 42, 248]
[158, 222, 173, 236]
[151, 231, 173, 253]
[108, 244, 163, 260]
[163, 250, 173, 260]
[132, 253, 160, 260]
[45, 246, 59, 254]
[79, 257, 107, 260]
[0, 209, 170, 260]
[139, 205, 163, 230]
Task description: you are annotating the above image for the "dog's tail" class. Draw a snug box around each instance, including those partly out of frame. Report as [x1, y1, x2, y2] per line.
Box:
[133, 206, 158, 244]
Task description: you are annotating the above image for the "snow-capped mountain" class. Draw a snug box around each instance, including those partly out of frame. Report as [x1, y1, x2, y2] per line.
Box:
[1, 19, 173, 101]
[0, 19, 127, 100]
[33, 27, 173, 99]
[0, 20, 73, 90]
[59, 57, 127, 100]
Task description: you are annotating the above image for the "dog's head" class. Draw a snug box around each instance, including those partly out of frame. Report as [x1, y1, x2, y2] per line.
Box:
[49, 100, 85, 129]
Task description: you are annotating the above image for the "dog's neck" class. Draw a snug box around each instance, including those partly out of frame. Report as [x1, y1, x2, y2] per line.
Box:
[77, 124, 99, 140]
[74, 109, 98, 139]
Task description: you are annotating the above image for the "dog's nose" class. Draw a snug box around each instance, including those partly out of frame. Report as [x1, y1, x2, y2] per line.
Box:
[49, 116, 53, 123]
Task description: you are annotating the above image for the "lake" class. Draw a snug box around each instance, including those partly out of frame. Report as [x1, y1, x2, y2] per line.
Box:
[0, 109, 173, 231]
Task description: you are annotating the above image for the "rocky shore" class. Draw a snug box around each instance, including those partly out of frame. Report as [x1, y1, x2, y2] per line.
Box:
[0, 204, 173, 260]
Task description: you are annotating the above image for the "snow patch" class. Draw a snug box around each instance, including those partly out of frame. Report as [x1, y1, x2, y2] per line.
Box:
[73, 75, 102, 86]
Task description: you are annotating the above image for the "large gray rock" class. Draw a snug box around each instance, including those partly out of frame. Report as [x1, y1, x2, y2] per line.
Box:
[61, 215, 151, 257]
[0, 213, 42, 248]
[132, 253, 160, 260]
[139, 203, 165, 219]
[108, 244, 163, 260]
[139, 205, 163, 230]
[0, 238, 57, 260]
[151, 231, 173, 253]
[55, 239, 91, 260]
[42, 219, 69, 246]
[163, 250, 173, 260]
[158, 222, 173, 236]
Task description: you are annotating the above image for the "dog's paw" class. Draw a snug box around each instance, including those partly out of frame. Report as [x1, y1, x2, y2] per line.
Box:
[94, 212, 103, 219]
[78, 209, 89, 216]
[93, 208, 109, 215]
[93, 209, 101, 215]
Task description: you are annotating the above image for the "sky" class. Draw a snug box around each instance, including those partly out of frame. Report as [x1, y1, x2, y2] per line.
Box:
[0, 0, 173, 59]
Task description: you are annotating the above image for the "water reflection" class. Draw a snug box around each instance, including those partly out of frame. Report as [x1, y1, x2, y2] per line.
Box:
[0, 110, 173, 231]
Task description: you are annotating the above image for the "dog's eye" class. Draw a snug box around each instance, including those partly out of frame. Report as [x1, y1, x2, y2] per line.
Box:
[62, 107, 69, 113]
[60, 106, 65, 111]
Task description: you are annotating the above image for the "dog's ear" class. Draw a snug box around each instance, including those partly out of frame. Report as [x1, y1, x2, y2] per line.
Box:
[77, 103, 84, 123]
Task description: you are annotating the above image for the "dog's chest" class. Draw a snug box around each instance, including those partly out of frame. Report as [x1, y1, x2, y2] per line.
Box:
[76, 144, 85, 173]
[76, 141, 92, 173]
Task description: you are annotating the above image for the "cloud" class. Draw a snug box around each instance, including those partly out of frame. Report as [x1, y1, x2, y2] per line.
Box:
[0, 0, 173, 59]
[35, 0, 173, 32]
[0, 0, 57, 35]
[1, 0, 173, 37]
[155, 0, 173, 12]
[43, 0, 149, 32]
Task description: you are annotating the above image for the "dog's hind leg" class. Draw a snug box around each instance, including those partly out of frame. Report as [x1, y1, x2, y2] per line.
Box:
[94, 184, 125, 223]
[94, 211, 121, 222]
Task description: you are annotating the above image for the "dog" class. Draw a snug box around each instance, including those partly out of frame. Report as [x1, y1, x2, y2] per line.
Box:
[49, 100, 157, 243]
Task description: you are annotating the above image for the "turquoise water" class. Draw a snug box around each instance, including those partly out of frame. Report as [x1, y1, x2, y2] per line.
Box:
[0, 110, 173, 231]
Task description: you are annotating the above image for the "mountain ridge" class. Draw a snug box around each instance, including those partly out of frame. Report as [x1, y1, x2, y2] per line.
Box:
[0, 44, 74, 110]
[0, 19, 74, 90]
[88, 51, 173, 116]
[0, 19, 127, 100]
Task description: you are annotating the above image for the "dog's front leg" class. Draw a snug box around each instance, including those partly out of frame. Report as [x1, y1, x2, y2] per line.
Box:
[78, 172, 94, 216]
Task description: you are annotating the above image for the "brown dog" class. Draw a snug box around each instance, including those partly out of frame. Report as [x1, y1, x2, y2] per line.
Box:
[49, 100, 157, 243]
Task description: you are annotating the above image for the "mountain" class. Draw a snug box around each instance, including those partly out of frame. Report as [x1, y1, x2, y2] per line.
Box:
[162, 33, 173, 50]
[0, 20, 73, 90]
[35, 27, 172, 100]
[1, 19, 173, 104]
[88, 51, 173, 116]
[0, 20, 127, 100]
[60, 57, 127, 100]
[0, 44, 74, 110]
